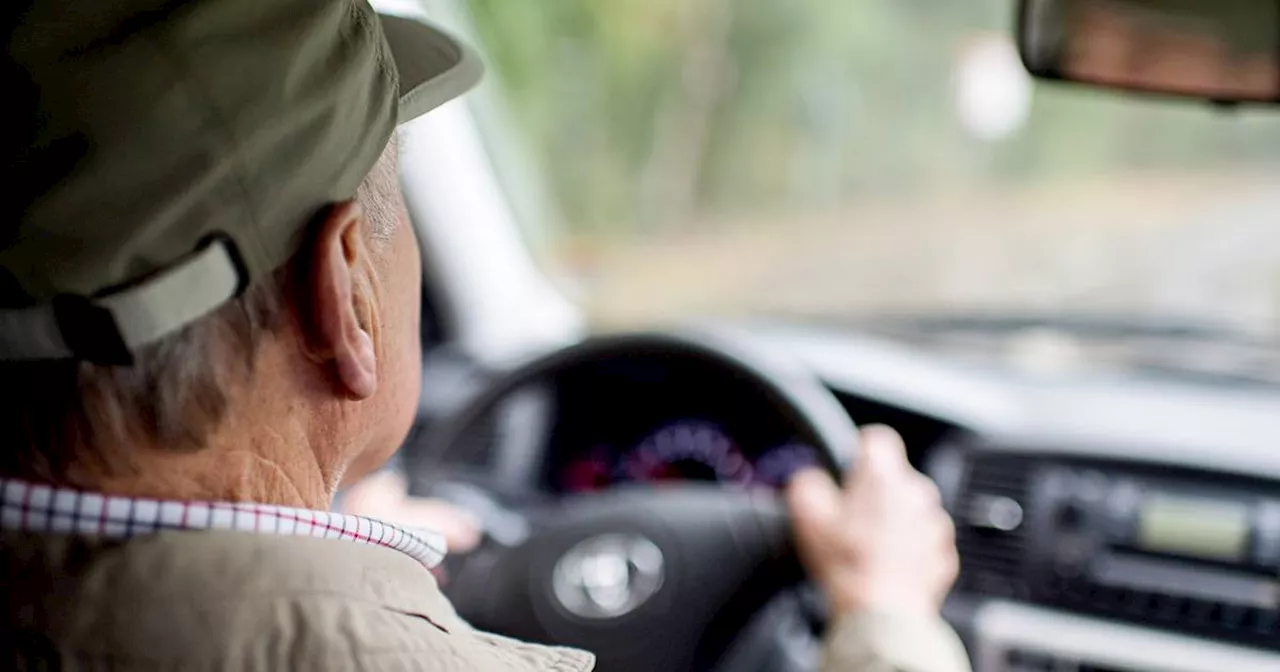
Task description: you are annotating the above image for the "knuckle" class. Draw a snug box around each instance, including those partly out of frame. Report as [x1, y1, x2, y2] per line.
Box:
[917, 478, 942, 505]
[945, 537, 961, 563]
[835, 537, 862, 564]
[903, 479, 942, 514]
[937, 512, 956, 540]
[943, 557, 960, 583]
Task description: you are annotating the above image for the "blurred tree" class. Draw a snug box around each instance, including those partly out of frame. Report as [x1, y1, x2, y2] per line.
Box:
[463, 0, 1280, 236]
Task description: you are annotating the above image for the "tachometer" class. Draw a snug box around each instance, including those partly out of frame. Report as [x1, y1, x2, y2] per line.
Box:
[625, 420, 754, 485]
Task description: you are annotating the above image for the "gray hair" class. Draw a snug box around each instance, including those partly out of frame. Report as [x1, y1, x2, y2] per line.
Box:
[0, 138, 403, 483]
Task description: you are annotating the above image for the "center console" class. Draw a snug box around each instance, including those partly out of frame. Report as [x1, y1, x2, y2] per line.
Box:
[1028, 465, 1280, 647]
[942, 445, 1280, 672]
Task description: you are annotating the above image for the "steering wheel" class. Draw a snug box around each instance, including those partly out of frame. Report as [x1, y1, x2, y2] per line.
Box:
[413, 331, 860, 671]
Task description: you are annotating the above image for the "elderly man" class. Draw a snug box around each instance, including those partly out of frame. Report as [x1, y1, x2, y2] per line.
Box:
[0, 0, 969, 670]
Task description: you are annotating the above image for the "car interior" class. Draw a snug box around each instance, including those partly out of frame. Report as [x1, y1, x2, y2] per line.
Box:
[209, 0, 1280, 670]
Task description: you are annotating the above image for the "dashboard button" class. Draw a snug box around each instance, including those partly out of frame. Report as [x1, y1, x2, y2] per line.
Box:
[1220, 604, 1246, 629]
[1054, 501, 1085, 531]
[1104, 480, 1141, 541]
[1250, 609, 1278, 634]
[1253, 501, 1280, 567]
[1121, 590, 1150, 615]
[1186, 599, 1214, 625]
[1076, 470, 1109, 504]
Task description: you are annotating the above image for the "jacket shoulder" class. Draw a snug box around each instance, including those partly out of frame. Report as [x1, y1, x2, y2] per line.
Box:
[2, 530, 594, 671]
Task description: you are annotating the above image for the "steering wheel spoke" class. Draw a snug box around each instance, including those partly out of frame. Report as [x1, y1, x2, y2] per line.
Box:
[446, 486, 798, 669]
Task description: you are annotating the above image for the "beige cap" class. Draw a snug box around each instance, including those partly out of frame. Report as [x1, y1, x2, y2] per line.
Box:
[0, 0, 481, 363]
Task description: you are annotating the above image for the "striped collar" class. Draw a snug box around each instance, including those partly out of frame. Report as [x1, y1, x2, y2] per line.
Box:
[0, 478, 446, 568]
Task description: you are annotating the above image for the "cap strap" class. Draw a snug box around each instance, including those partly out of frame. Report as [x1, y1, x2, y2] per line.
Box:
[0, 239, 243, 365]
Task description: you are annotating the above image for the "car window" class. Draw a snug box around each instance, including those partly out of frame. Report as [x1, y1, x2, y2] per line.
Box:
[454, 0, 1280, 343]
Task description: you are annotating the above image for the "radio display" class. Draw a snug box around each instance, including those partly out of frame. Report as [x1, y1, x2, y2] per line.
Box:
[1136, 495, 1250, 563]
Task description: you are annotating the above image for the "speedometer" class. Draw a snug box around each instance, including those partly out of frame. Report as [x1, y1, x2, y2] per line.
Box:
[625, 420, 754, 485]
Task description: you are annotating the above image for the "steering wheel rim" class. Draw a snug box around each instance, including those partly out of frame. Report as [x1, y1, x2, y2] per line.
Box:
[417, 329, 858, 475]
[415, 329, 859, 671]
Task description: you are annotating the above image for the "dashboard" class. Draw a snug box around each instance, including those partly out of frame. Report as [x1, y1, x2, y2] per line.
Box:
[756, 323, 1280, 672]
[412, 323, 1280, 672]
[534, 337, 948, 494]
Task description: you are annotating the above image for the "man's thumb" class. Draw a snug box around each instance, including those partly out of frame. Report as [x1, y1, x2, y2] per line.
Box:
[786, 468, 843, 551]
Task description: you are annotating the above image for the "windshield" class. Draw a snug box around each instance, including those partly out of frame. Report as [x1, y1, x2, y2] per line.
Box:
[460, 0, 1280, 342]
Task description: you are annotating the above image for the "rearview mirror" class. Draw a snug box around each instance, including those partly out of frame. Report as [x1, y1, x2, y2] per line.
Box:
[1017, 0, 1280, 104]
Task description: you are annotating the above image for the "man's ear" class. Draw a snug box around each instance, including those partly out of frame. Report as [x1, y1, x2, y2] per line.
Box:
[306, 200, 378, 400]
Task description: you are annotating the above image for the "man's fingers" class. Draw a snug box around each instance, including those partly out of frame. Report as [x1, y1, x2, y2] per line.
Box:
[935, 530, 962, 592]
[851, 424, 911, 486]
[786, 468, 844, 558]
[939, 509, 956, 544]
[909, 473, 942, 505]
[793, 427, 962, 618]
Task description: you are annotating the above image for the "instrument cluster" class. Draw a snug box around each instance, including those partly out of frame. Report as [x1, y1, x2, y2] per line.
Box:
[553, 418, 820, 493]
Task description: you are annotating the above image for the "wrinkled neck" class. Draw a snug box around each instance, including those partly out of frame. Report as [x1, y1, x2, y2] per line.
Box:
[6, 333, 362, 510]
[56, 414, 341, 509]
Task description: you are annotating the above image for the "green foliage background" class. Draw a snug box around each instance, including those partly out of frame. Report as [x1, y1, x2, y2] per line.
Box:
[464, 0, 1280, 236]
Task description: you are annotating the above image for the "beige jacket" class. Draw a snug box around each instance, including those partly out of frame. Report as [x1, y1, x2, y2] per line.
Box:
[0, 530, 970, 671]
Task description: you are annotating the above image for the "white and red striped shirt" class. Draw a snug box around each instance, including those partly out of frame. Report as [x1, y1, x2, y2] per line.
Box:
[0, 478, 446, 568]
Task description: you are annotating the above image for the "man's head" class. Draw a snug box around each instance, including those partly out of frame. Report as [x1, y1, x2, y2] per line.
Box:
[0, 0, 481, 506]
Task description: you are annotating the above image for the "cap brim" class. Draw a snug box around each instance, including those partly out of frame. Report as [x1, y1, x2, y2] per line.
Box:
[379, 14, 484, 125]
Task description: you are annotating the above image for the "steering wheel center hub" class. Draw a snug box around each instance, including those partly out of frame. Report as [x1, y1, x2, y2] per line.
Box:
[552, 533, 665, 619]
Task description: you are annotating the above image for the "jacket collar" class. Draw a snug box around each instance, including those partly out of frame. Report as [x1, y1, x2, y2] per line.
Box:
[0, 477, 447, 568]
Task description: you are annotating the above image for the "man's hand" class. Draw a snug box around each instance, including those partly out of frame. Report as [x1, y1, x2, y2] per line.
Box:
[786, 425, 959, 617]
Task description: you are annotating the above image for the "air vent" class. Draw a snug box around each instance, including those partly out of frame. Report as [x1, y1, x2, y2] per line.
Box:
[955, 453, 1033, 598]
